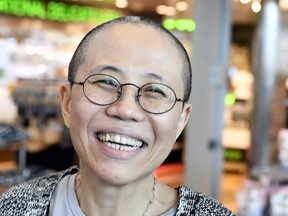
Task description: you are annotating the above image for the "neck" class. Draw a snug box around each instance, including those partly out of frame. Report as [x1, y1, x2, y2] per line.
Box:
[75, 172, 156, 216]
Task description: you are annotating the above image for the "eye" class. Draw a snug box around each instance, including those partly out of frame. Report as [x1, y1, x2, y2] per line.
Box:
[142, 84, 167, 98]
[99, 77, 119, 87]
[88, 76, 119, 88]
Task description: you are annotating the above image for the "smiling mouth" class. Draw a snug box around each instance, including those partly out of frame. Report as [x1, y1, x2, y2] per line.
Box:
[96, 133, 145, 151]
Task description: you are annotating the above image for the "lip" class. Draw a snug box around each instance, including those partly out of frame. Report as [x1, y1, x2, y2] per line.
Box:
[93, 130, 148, 159]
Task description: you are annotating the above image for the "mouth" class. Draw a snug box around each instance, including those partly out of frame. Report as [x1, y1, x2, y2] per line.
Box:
[96, 133, 146, 151]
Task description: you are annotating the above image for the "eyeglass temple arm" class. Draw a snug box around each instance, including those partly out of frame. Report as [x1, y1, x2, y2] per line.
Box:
[176, 98, 186, 108]
[69, 81, 84, 86]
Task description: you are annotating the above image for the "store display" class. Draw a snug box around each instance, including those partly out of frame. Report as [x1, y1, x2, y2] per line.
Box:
[0, 165, 53, 190]
[12, 78, 65, 150]
[277, 128, 288, 169]
[237, 175, 288, 216]
[0, 87, 18, 124]
[237, 179, 269, 216]
[270, 185, 288, 215]
[0, 123, 54, 192]
[0, 124, 29, 148]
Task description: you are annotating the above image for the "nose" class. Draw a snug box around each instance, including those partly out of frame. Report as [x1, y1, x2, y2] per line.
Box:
[105, 84, 145, 121]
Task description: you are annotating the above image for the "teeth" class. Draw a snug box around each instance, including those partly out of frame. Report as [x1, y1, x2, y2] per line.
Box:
[104, 142, 140, 151]
[121, 136, 127, 145]
[99, 133, 143, 151]
[114, 134, 121, 143]
[106, 134, 110, 142]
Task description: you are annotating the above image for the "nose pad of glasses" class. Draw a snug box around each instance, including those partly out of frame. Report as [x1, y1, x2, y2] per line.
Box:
[135, 94, 141, 102]
[116, 89, 141, 107]
[117, 90, 122, 98]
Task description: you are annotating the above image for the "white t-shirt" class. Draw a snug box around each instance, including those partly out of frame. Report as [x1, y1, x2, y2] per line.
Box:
[49, 173, 176, 216]
[49, 173, 85, 216]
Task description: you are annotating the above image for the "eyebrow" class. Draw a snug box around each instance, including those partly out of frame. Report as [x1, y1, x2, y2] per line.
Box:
[89, 65, 122, 75]
[143, 72, 164, 83]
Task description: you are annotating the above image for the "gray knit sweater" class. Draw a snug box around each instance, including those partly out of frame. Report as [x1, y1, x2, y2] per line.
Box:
[0, 166, 235, 216]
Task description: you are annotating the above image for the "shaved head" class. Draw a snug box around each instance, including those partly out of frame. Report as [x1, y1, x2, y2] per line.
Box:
[68, 16, 192, 102]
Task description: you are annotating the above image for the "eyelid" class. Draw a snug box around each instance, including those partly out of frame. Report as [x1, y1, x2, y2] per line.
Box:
[90, 75, 120, 85]
[86, 73, 175, 92]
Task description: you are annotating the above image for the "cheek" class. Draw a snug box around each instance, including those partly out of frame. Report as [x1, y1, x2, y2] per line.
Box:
[150, 118, 178, 168]
[68, 100, 97, 158]
[69, 98, 93, 142]
[70, 94, 92, 123]
[154, 115, 179, 145]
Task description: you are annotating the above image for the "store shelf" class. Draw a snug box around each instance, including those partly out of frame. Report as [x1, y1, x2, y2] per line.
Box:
[251, 164, 288, 182]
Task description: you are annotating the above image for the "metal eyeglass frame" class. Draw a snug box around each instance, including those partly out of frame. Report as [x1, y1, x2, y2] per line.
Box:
[69, 74, 184, 115]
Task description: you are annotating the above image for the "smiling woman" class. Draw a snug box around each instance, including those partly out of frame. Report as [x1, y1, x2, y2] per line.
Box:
[0, 16, 235, 216]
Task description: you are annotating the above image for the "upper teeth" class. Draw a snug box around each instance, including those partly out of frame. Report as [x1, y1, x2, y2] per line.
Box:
[98, 133, 143, 147]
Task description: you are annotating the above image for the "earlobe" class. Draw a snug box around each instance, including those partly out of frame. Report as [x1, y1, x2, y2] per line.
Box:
[176, 103, 192, 138]
[60, 84, 72, 128]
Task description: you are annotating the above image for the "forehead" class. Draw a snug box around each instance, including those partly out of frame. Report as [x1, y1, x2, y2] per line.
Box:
[81, 23, 184, 85]
[93, 22, 174, 46]
[88, 23, 182, 59]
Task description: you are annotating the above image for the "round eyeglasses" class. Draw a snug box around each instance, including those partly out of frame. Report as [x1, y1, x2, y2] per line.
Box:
[70, 74, 184, 114]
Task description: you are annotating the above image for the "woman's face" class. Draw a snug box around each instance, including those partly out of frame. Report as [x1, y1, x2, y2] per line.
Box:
[61, 23, 191, 185]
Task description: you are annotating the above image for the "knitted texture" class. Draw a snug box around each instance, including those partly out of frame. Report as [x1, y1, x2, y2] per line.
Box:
[176, 186, 235, 215]
[0, 167, 235, 216]
[0, 166, 78, 216]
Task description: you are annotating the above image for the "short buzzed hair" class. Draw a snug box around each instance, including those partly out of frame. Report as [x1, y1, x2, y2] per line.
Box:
[68, 16, 192, 102]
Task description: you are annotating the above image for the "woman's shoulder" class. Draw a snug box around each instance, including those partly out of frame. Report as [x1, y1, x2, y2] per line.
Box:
[176, 186, 236, 216]
[0, 166, 79, 215]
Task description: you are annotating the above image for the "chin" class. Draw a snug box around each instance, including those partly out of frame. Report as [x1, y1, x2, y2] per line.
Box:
[100, 172, 140, 186]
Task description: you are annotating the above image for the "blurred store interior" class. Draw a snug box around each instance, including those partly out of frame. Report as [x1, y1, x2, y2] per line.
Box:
[1, 0, 288, 214]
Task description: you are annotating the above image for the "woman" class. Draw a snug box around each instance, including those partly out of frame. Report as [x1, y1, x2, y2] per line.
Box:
[0, 16, 235, 216]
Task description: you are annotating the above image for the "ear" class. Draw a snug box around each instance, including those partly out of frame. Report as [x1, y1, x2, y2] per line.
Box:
[176, 103, 192, 138]
[60, 84, 72, 128]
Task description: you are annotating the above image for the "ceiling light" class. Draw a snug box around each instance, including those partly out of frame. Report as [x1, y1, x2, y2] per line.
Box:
[240, 0, 251, 3]
[285, 79, 288, 89]
[156, 5, 176, 16]
[251, 1, 261, 13]
[280, 0, 288, 10]
[166, 6, 176, 16]
[156, 5, 167, 15]
[285, 78, 288, 89]
[115, 0, 128, 9]
[176, 1, 189, 11]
